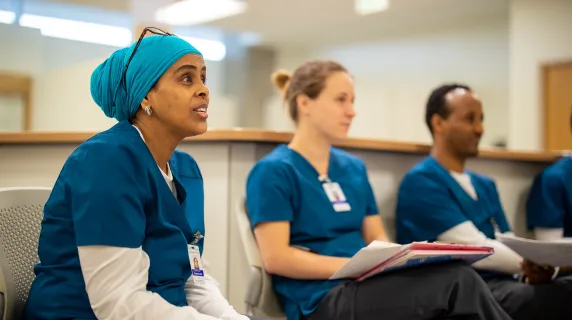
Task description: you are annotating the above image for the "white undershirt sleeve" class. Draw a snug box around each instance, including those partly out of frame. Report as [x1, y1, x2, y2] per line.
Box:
[185, 257, 248, 320]
[78, 245, 221, 320]
[438, 221, 523, 275]
[534, 227, 565, 241]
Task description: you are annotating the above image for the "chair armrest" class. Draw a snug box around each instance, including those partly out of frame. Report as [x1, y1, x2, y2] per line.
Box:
[245, 266, 263, 308]
[0, 292, 5, 320]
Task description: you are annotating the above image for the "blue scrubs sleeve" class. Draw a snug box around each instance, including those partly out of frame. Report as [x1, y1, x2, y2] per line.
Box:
[527, 173, 566, 229]
[361, 162, 379, 216]
[396, 172, 468, 243]
[246, 161, 294, 227]
[489, 180, 511, 233]
[69, 142, 146, 248]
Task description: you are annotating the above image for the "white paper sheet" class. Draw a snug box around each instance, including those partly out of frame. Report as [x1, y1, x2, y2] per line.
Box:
[497, 233, 572, 266]
[329, 240, 403, 280]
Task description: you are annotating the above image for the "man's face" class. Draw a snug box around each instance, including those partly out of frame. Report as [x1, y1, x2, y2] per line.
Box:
[436, 88, 484, 158]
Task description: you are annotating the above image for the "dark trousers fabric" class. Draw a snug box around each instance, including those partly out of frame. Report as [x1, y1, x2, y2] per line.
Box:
[487, 276, 572, 320]
[305, 261, 511, 320]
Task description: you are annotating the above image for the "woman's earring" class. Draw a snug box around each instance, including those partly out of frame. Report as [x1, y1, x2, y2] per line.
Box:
[143, 105, 153, 116]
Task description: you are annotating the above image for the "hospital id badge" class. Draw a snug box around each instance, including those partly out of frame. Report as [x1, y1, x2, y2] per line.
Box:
[323, 182, 351, 212]
[188, 245, 205, 285]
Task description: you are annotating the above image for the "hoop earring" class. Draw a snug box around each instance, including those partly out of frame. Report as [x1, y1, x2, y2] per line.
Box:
[143, 105, 153, 116]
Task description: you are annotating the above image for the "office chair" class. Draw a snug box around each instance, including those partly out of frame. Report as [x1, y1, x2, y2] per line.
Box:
[235, 198, 285, 319]
[0, 187, 51, 320]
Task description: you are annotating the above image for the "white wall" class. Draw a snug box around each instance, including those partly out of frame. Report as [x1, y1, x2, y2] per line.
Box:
[266, 20, 511, 147]
[0, 94, 24, 131]
[508, 0, 572, 150]
[0, 24, 237, 131]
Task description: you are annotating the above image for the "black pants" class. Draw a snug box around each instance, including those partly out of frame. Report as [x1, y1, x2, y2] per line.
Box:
[306, 261, 511, 320]
[487, 276, 572, 320]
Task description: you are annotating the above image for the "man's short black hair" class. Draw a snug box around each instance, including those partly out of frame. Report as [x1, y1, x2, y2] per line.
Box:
[425, 83, 472, 134]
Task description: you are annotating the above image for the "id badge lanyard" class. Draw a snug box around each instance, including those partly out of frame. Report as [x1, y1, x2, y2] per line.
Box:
[188, 232, 205, 285]
[319, 175, 351, 212]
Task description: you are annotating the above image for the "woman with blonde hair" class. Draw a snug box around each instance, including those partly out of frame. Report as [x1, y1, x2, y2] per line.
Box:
[245, 60, 512, 320]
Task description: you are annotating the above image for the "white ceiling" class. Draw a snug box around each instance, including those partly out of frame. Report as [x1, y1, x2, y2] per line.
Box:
[32, 0, 510, 46]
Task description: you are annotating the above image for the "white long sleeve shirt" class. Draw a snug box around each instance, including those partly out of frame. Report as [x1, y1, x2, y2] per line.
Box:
[76, 126, 248, 320]
[438, 222, 523, 274]
[534, 227, 564, 241]
[438, 171, 523, 275]
[78, 245, 247, 320]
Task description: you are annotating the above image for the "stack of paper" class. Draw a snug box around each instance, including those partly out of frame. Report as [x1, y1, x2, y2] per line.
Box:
[497, 233, 572, 267]
[330, 241, 494, 281]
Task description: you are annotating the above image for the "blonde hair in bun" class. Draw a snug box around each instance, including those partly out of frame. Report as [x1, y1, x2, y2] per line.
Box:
[271, 60, 347, 123]
[271, 69, 292, 95]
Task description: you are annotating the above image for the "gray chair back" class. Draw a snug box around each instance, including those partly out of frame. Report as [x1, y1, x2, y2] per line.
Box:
[0, 187, 51, 320]
[235, 198, 285, 319]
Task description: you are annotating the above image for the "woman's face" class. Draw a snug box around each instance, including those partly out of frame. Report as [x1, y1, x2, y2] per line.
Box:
[300, 71, 356, 142]
[143, 54, 209, 138]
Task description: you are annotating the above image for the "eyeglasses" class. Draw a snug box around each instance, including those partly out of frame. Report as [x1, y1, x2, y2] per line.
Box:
[120, 27, 175, 91]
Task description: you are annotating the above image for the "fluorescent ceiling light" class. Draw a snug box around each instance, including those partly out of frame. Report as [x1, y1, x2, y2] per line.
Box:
[19, 14, 132, 47]
[355, 0, 390, 15]
[14, 13, 225, 61]
[0, 10, 16, 24]
[180, 36, 226, 62]
[156, 0, 246, 26]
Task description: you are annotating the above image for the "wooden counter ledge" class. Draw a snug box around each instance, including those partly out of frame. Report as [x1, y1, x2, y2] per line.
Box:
[0, 129, 561, 163]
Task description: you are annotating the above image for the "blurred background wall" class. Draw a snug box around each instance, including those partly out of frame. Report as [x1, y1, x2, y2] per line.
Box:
[1, 0, 570, 150]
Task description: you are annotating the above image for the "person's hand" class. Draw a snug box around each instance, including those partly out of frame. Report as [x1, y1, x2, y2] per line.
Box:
[520, 260, 554, 284]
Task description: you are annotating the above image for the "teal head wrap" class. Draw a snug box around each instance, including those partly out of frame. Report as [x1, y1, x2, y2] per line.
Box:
[90, 35, 203, 121]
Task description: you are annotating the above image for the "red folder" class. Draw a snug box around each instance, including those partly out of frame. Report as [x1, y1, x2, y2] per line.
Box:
[330, 241, 494, 281]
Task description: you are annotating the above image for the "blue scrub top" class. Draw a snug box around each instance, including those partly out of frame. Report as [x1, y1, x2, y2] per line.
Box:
[527, 156, 572, 237]
[395, 157, 511, 278]
[24, 121, 206, 320]
[246, 145, 379, 320]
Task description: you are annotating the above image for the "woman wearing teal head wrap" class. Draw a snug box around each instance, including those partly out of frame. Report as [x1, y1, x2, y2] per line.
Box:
[91, 29, 210, 139]
[24, 28, 260, 320]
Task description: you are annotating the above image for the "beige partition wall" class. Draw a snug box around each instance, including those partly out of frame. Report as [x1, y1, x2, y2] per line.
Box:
[0, 130, 559, 313]
[0, 72, 32, 131]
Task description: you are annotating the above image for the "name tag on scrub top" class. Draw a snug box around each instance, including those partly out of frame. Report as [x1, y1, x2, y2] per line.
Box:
[188, 245, 205, 285]
[322, 181, 351, 212]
